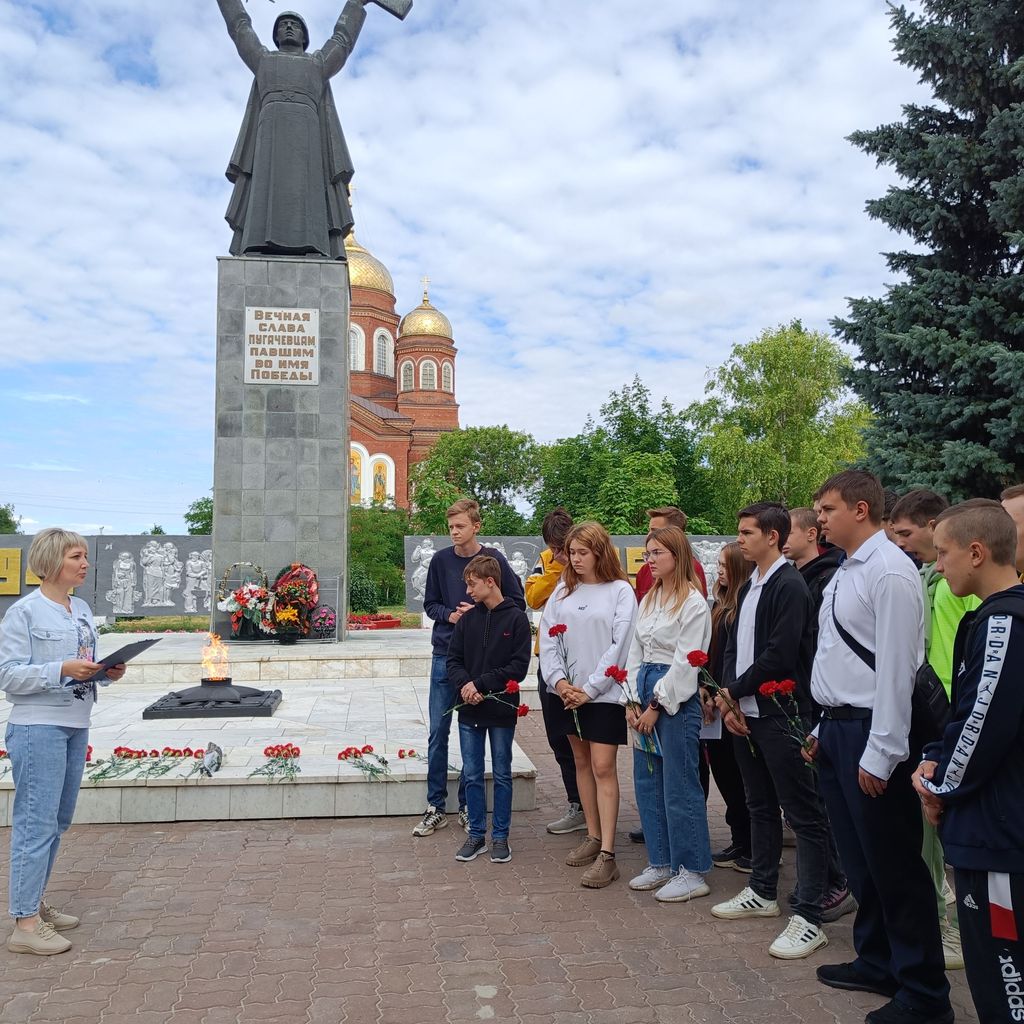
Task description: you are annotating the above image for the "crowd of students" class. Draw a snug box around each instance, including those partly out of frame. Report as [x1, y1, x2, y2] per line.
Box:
[416, 476, 1024, 1024]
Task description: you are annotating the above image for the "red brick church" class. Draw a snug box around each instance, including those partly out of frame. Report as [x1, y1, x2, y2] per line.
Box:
[346, 227, 459, 508]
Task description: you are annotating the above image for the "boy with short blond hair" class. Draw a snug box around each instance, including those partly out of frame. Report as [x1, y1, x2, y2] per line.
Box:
[447, 556, 532, 863]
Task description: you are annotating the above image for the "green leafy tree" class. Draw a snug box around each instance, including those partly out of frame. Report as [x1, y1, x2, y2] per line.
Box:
[349, 504, 410, 605]
[688, 322, 870, 527]
[184, 495, 213, 535]
[591, 452, 679, 533]
[409, 426, 540, 533]
[143, 525, 167, 536]
[532, 432, 614, 524]
[835, 2, 1024, 497]
[0, 503, 20, 534]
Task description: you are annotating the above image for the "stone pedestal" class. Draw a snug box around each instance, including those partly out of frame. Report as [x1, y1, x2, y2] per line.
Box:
[211, 256, 349, 636]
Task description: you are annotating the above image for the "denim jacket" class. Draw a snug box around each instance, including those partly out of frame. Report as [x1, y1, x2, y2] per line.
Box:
[0, 589, 108, 710]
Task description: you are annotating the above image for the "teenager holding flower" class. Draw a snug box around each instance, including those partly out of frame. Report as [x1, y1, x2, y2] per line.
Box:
[624, 527, 714, 902]
[539, 522, 637, 888]
[0, 529, 127, 955]
[446, 555, 532, 863]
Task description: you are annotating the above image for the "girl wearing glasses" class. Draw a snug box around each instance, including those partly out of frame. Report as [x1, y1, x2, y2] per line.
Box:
[624, 526, 713, 903]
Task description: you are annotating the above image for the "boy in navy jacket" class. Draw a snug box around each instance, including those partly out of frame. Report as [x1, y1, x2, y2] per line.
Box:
[914, 500, 1024, 1024]
[446, 555, 532, 864]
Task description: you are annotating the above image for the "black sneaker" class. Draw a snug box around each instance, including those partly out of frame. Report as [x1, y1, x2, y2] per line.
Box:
[455, 836, 487, 862]
[490, 839, 511, 863]
[712, 843, 750, 869]
[865, 999, 953, 1024]
[628, 828, 645, 844]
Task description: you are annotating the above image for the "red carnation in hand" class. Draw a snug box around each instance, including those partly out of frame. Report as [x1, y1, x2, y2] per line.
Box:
[759, 681, 779, 697]
[505, 680, 520, 694]
[604, 665, 628, 684]
[777, 679, 797, 696]
[516, 704, 530, 718]
[548, 623, 568, 637]
[687, 650, 709, 668]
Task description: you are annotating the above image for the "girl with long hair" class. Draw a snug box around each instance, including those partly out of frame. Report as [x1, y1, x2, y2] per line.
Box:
[702, 541, 755, 873]
[625, 527, 714, 902]
[539, 522, 637, 888]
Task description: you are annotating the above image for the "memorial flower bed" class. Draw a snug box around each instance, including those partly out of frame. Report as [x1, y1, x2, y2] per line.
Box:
[347, 613, 402, 630]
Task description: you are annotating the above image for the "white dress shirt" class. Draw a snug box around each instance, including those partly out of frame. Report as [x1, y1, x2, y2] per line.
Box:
[735, 554, 788, 719]
[810, 530, 924, 780]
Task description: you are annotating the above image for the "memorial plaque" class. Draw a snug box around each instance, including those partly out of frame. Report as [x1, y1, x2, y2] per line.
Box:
[244, 307, 320, 385]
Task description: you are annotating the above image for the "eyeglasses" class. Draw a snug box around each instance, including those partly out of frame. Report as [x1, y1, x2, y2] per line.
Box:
[642, 549, 669, 562]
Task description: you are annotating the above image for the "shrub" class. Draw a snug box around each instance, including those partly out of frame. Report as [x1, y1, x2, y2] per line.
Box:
[348, 563, 380, 613]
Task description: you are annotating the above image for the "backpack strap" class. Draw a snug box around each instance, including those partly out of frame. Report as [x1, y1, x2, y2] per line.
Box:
[830, 586, 876, 671]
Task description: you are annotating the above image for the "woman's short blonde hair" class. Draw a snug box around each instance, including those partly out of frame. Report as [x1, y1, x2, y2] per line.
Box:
[27, 528, 89, 581]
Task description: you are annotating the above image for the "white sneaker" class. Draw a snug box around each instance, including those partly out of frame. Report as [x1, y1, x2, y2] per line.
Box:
[458, 807, 470, 833]
[629, 865, 674, 891]
[656, 868, 711, 903]
[711, 886, 780, 920]
[412, 806, 448, 837]
[768, 915, 828, 959]
[940, 919, 964, 970]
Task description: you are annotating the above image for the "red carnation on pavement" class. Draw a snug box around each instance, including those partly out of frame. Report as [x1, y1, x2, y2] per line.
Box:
[194, 750, 203, 759]
[548, 623, 568, 637]
[398, 749, 406, 759]
[516, 704, 530, 718]
[362, 744, 373, 754]
[407, 748, 416, 756]
[687, 650, 709, 668]
[505, 680, 520, 694]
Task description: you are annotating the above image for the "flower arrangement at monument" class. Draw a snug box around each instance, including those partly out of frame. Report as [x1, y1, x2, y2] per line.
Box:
[347, 612, 402, 630]
[311, 605, 337, 638]
[217, 563, 274, 639]
[250, 742, 301, 782]
[85, 745, 205, 782]
[270, 563, 320, 640]
[337, 744, 392, 781]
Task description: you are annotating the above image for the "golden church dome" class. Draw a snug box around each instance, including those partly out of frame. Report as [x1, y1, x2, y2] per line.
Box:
[345, 230, 394, 295]
[399, 281, 453, 339]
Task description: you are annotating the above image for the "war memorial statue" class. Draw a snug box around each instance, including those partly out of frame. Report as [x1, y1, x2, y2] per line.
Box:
[215, 0, 410, 260]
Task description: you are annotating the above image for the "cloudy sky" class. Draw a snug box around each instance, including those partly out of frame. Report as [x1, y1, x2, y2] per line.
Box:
[2, 0, 923, 534]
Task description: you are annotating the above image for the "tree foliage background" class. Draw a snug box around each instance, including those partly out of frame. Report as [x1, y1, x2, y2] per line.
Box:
[0, 503, 20, 534]
[835, 0, 1024, 498]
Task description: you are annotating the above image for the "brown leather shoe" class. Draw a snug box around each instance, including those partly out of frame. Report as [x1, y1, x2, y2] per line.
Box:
[40, 902, 79, 932]
[7, 920, 72, 956]
[565, 835, 602, 867]
[581, 852, 620, 888]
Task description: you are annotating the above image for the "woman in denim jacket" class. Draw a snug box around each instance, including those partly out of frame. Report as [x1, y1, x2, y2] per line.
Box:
[0, 529, 125, 955]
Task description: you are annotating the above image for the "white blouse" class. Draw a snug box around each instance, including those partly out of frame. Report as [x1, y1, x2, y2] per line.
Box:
[625, 587, 712, 715]
[539, 579, 637, 706]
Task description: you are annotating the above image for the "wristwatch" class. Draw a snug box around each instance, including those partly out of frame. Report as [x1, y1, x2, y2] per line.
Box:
[648, 697, 662, 713]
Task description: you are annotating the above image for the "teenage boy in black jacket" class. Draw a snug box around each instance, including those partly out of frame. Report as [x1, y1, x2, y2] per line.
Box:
[712, 502, 832, 961]
[447, 555, 532, 865]
[913, 500, 1024, 1024]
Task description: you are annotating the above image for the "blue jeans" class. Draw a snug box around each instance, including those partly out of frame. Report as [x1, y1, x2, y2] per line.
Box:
[458, 722, 514, 840]
[5, 724, 89, 918]
[632, 664, 712, 875]
[427, 654, 466, 812]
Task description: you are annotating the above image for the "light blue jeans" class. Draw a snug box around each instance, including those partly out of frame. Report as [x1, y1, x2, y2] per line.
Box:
[458, 722, 514, 841]
[632, 663, 713, 875]
[427, 655, 466, 812]
[5, 723, 89, 918]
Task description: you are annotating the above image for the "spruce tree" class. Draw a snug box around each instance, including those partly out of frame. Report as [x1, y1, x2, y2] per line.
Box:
[834, 1, 1024, 498]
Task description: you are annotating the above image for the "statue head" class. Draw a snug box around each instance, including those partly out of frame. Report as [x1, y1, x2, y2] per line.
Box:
[273, 12, 310, 52]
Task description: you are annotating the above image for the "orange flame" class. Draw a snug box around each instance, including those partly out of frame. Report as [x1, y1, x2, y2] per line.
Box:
[201, 633, 231, 681]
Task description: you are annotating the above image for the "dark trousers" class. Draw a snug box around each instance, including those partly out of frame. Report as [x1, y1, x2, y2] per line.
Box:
[954, 867, 1024, 1023]
[537, 668, 579, 804]
[700, 737, 751, 855]
[818, 717, 949, 1013]
[733, 714, 829, 926]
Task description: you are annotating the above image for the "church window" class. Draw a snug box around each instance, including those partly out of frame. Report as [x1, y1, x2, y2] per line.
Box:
[442, 361, 454, 392]
[400, 360, 414, 391]
[420, 360, 437, 390]
[349, 325, 365, 371]
[374, 330, 394, 376]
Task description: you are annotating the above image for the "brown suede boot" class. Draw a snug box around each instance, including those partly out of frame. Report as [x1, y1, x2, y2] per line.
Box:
[581, 852, 620, 888]
[565, 835, 602, 867]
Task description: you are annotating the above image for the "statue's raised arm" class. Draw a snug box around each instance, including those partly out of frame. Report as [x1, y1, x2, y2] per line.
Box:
[216, 0, 410, 260]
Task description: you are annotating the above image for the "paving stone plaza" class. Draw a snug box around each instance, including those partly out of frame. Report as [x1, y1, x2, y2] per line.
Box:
[0, 637, 981, 1023]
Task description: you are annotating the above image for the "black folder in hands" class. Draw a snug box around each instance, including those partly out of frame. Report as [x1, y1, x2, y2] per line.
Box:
[81, 638, 162, 682]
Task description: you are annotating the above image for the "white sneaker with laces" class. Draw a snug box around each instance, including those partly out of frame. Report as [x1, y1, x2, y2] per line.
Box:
[656, 868, 711, 903]
[546, 802, 587, 835]
[941, 876, 956, 907]
[412, 806, 448, 837]
[768, 914, 828, 959]
[629, 865, 674, 891]
[711, 886, 780, 920]
[458, 807, 470, 833]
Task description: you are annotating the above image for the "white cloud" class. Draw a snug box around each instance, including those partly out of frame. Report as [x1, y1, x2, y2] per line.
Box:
[0, 0, 924, 531]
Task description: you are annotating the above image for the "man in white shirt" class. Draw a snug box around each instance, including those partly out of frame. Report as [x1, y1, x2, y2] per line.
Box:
[711, 502, 831, 961]
[807, 471, 951, 1024]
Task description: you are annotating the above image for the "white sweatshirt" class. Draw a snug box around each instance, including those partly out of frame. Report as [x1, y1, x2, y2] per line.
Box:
[625, 588, 712, 715]
[539, 579, 637, 705]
